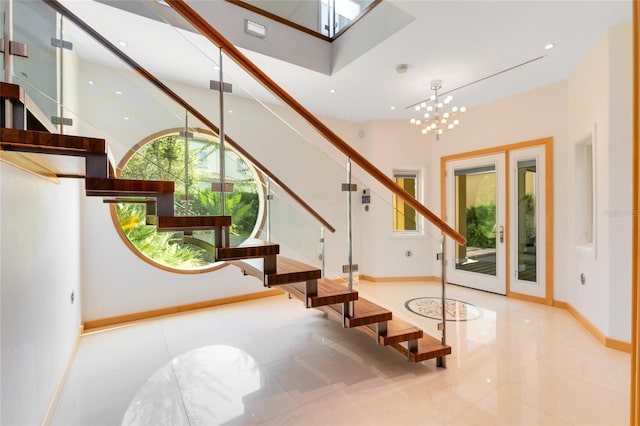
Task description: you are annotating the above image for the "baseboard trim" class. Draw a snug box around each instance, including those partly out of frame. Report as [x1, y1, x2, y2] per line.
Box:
[508, 291, 553, 306]
[41, 324, 83, 426]
[556, 301, 631, 353]
[359, 275, 440, 283]
[83, 289, 284, 332]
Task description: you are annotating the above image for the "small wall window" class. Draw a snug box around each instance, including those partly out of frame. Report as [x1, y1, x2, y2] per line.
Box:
[575, 134, 595, 247]
[393, 171, 419, 232]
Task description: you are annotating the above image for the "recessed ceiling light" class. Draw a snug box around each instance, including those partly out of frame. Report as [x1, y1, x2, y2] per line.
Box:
[118, 40, 128, 47]
[123, 117, 130, 120]
[390, 106, 396, 110]
[88, 80, 94, 85]
[228, 110, 233, 114]
[544, 43, 555, 50]
[115, 91, 123, 95]
[329, 89, 336, 93]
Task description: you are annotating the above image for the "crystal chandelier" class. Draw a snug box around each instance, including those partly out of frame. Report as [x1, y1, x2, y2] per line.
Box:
[409, 79, 465, 139]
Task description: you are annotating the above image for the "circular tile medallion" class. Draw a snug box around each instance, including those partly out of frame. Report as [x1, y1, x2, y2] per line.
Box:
[405, 297, 481, 321]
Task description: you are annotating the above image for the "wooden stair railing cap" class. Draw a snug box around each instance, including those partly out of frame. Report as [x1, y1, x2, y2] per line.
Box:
[165, 0, 466, 245]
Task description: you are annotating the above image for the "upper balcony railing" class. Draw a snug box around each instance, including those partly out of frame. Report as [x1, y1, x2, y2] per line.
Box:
[226, 0, 380, 40]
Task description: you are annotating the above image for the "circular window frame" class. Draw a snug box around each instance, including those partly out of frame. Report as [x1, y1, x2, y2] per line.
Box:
[109, 127, 266, 274]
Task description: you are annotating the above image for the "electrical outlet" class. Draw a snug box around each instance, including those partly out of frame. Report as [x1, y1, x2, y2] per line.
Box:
[580, 273, 586, 285]
[405, 250, 412, 257]
[70, 290, 75, 304]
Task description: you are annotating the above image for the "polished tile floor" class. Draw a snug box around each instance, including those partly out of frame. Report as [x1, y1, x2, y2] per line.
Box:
[52, 280, 630, 425]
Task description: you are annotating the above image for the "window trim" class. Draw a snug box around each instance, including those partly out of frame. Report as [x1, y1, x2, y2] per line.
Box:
[109, 128, 265, 274]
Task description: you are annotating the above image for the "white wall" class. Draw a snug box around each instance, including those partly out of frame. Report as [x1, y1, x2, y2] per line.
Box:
[0, 165, 83, 425]
[567, 23, 632, 341]
[81, 195, 274, 321]
[607, 23, 633, 341]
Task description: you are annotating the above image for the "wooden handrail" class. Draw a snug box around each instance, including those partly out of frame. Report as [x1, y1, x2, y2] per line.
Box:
[166, 0, 466, 245]
[43, 0, 335, 234]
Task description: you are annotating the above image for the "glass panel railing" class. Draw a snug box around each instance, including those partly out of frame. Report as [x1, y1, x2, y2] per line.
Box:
[7, 0, 451, 347]
[51, 0, 452, 284]
[12, 0, 58, 125]
[0, 0, 6, 79]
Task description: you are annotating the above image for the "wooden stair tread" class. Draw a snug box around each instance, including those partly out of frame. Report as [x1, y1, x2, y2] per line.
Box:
[216, 238, 279, 260]
[265, 257, 321, 286]
[392, 334, 452, 362]
[327, 297, 392, 328]
[85, 177, 174, 196]
[228, 255, 320, 286]
[280, 280, 358, 308]
[1, 128, 106, 155]
[365, 318, 423, 345]
[148, 215, 232, 231]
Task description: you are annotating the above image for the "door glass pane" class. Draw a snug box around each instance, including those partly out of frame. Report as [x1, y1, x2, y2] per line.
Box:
[454, 166, 497, 276]
[517, 160, 537, 282]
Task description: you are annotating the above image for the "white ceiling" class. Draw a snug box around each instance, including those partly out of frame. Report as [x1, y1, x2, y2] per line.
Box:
[65, 0, 632, 124]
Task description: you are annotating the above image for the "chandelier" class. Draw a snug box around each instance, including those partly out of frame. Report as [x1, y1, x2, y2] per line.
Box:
[409, 79, 465, 139]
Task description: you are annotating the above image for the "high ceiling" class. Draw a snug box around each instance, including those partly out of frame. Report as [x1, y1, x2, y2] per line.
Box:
[67, 0, 632, 124]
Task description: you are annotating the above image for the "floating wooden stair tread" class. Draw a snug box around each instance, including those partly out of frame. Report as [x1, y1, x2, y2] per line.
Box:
[326, 297, 392, 328]
[216, 239, 279, 260]
[280, 279, 358, 308]
[85, 177, 174, 196]
[0, 128, 106, 155]
[365, 318, 423, 345]
[392, 335, 452, 362]
[147, 215, 232, 231]
[264, 257, 321, 286]
[228, 255, 320, 285]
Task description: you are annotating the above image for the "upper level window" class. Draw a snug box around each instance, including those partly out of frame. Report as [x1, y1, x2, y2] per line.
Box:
[393, 171, 419, 232]
[112, 130, 262, 272]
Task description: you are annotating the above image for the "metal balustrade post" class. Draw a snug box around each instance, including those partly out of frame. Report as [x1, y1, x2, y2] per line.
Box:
[346, 158, 353, 292]
[266, 177, 272, 243]
[184, 111, 190, 214]
[320, 226, 325, 277]
[437, 234, 447, 368]
[218, 49, 227, 247]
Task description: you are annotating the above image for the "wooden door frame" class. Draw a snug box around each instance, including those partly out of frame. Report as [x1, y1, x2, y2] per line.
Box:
[630, 1, 639, 423]
[440, 137, 554, 305]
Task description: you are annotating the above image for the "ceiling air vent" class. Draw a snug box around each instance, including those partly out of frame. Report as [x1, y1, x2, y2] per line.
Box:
[245, 19, 267, 39]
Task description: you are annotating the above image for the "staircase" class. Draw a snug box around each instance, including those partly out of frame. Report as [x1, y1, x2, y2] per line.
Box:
[1, 81, 451, 364]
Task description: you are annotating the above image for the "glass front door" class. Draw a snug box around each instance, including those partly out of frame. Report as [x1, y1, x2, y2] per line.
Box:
[446, 154, 506, 294]
[444, 144, 548, 299]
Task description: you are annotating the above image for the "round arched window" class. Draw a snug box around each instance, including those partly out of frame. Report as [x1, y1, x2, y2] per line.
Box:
[111, 130, 264, 272]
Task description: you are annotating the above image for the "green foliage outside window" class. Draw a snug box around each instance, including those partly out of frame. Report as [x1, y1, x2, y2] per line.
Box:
[465, 202, 496, 249]
[115, 134, 260, 270]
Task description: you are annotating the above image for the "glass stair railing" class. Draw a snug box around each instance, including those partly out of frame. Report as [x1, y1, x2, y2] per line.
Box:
[1, 0, 460, 364]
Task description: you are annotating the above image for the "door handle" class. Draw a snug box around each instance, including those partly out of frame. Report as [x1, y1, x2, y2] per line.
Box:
[499, 225, 504, 243]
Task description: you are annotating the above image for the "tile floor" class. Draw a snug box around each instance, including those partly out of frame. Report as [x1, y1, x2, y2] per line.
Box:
[52, 280, 630, 425]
